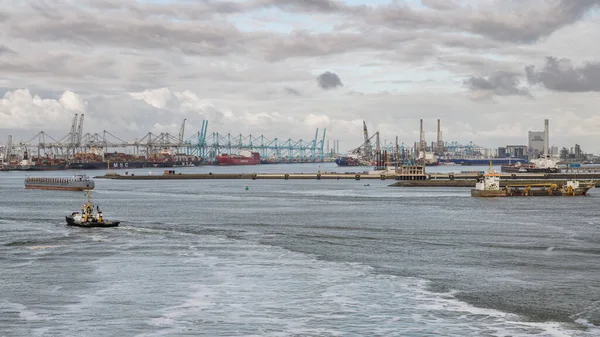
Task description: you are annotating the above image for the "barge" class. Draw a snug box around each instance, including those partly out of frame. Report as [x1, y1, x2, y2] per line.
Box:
[25, 174, 95, 191]
[472, 165, 594, 197]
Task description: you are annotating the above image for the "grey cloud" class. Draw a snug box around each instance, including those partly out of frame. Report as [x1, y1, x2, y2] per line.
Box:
[0, 51, 117, 78]
[257, 0, 346, 13]
[317, 71, 342, 90]
[284, 87, 301, 96]
[84, 0, 249, 19]
[421, 0, 459, 11]
[86, 93, 225, 133]
[5, 4, 251, 57]
[0, 11, 9, 22]
[526, 56, 600, 92]
[29, 1, 64, 21]
[269, 0, 600, 44]
[437, 54, 523, 75]
[464, 72, 530, 100]
[4, 0, 558, 66]
[462, 0, 600, 43]
[0, 44, 16, 54]
[465, 0, 600, 43]
[261, 30, 418, 62]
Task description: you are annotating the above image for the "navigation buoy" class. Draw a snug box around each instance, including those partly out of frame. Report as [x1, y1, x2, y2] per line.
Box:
[245, 186, 249, 191]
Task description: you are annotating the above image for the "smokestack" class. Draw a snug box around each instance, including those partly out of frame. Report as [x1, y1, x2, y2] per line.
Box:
[419, 119, 427, 152]
[437, 119, 441, 144]
[544, 119, 549, 157]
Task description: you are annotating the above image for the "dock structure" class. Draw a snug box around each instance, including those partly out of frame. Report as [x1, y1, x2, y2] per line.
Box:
[395, 164, 427, 180]
[96, 170, 396, 180]
[94, 169, 600, 185]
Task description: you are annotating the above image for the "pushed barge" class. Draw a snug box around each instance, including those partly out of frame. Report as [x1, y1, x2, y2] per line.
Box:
[25, 174, 95, 191]
[472, 165, 594, 197]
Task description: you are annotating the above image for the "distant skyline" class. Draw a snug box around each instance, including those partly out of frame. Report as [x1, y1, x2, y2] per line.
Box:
[1, 0, 600, 152]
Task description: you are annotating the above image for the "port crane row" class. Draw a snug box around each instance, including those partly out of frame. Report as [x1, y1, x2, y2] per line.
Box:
[0, 115, 483, 163]
[1, 115, 329, 162]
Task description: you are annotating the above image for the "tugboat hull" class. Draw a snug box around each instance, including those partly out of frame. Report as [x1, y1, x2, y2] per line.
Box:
[65, 216, 120, 228]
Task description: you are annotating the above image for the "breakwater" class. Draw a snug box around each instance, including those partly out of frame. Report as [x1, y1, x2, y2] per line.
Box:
[93, 171, 600, 187]
[94, 172, 395, 180]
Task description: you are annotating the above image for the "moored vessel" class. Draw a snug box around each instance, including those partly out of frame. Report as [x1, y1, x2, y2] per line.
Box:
[335, 156, 363, 166]
[472, 164, 594, 197]
[216, 151, 260, 165]
[500, 163, 560, 173]
[66, 190, 119, 227]
[68, 149, 203, 170]
[439, 156, 528, 166]
[25, 173, 95, 191]
[501, 156, 560, 174]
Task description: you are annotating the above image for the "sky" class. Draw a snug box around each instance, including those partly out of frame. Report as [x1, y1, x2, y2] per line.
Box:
[1, 0, 600, 153]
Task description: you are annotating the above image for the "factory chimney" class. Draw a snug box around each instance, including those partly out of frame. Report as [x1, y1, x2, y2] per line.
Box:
[419, 119, 427, 152]
[544, 119, 549, 158]
[436, 119, 443, 153]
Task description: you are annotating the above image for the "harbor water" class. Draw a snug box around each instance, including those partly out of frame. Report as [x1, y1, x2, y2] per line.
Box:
[1, 163, 599, 336]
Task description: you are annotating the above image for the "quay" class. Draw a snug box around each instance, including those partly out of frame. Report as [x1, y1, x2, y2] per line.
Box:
[94, 171, 397, 180]
[93, 170, 600, 187]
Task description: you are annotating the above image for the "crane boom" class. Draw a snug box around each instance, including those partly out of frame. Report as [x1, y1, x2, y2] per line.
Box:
[76, 114, 84, 147]
[179, 118, 186, 144]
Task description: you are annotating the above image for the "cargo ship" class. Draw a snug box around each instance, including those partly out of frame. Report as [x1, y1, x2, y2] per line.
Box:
[335, 156, 365, 166]
[216, 151, 260, 165]
[25, 173, 95, 191]
[1, 156, 68, 171]
[68, 151, 203, 170]
[472, 165, 593, 197]
[500, 163, 560, 173]
[502, 154, 560, 173]
[439, 157, 528, 166]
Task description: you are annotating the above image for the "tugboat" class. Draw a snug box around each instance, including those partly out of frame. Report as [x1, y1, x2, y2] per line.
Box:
[65, 190, 120, 227]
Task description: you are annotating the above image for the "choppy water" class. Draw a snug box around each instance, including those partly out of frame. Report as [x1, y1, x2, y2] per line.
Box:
[1, 163, 599, 336]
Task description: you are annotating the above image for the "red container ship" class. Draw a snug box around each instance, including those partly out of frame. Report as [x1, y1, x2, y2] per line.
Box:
[216, 152, 260, 166]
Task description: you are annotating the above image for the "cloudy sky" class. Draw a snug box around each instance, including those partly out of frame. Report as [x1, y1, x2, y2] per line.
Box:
[1, 0, 600, 153]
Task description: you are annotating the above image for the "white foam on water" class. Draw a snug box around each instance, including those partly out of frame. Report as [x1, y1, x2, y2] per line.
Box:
[411, 281, 579, 337]
[8, 224, 593, 337]
[1, 301, 48, 322]
[134, 239, 594, 337]
[64, 287, 113, 313]
[574, 319, 600, 335]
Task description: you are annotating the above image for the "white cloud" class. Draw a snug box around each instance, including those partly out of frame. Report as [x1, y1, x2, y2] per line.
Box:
[129, 88, 173, 109]
[304, 114, 330, 128]
[0, 89, 81, 129]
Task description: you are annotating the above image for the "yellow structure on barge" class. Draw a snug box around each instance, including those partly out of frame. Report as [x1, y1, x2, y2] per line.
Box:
[471, 164, 594, 197]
